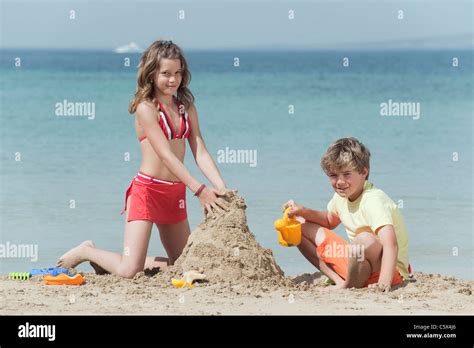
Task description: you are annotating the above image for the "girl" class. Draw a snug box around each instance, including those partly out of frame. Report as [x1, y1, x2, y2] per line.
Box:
[58, 40, 229, 278]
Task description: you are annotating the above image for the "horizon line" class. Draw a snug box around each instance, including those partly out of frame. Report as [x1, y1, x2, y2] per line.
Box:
[1, 46, 473, 52]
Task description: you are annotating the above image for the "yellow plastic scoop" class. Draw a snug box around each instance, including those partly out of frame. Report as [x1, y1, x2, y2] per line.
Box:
[171, 270, 206, 289]
[274, 207, 302, 247]
[171, 278, 194, 288]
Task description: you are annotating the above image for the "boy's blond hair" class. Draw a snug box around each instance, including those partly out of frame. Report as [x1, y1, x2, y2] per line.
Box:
[320, 137, 371, 179]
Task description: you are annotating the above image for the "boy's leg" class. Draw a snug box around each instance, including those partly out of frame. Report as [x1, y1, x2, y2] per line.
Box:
[297, 222, 345, 285]
[343, 232, 382, 288]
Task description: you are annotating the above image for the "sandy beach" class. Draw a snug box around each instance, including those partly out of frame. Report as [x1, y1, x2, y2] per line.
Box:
[0, 271, 472, 315]
[1, 192, 472, 315]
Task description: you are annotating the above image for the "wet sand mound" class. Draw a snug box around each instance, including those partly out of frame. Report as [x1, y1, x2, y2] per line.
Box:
[159, 191, 285, 286]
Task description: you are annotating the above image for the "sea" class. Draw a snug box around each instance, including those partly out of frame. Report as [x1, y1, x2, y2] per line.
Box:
[0, 49, 472, 279]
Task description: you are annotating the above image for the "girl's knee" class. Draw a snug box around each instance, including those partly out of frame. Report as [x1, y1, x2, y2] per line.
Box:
[167, 257, 177, 266]
[116, 264, 142, 279]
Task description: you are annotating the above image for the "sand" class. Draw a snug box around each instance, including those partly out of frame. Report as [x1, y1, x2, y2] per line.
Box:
[1, 191, 472, 315]
[156, 191, 288, 288]
[1, 271, 472, 315]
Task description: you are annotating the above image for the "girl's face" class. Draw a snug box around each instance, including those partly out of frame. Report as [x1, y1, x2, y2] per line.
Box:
[153, 58, 183, 97]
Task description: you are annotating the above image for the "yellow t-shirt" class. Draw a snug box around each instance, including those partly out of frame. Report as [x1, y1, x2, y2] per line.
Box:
[327, 180, 410, 279]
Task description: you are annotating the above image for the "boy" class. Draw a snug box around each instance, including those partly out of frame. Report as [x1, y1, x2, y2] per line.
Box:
[283, 137, 409, 292]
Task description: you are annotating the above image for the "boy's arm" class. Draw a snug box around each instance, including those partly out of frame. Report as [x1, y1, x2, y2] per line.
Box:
[376, 225, 399, 287]
[301, 208, 341, 229]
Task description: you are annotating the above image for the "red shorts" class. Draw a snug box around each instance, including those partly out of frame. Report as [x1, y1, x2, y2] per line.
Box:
[316, 228, 404, 287]
[121, 171, 187, 225]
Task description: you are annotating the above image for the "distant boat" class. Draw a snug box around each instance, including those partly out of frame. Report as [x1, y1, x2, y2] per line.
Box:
[114, 42, 143, 53]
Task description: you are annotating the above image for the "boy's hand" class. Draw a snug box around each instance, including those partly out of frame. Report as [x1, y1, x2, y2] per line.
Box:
[368, 283, 391, 293]
[281, 199, 295, 211]
[281, 200, 305, 218]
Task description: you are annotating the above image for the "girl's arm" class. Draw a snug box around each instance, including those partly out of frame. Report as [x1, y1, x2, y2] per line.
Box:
[186, 104, 226, 191]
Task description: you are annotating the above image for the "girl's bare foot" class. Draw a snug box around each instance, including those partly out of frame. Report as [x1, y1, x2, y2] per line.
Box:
[57, 240, 94, 269]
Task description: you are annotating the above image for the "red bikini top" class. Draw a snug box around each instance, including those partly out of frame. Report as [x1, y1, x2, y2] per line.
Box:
[139, 97, 191, 142]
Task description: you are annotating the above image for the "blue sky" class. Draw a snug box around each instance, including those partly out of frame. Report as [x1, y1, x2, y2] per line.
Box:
[1, 0, 472, 50]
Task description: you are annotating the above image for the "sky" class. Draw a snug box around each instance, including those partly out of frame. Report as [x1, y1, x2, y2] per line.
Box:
[0, 0, 472, 50]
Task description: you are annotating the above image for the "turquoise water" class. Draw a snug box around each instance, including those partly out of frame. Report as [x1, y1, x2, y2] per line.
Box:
[0, 49, 472, 279]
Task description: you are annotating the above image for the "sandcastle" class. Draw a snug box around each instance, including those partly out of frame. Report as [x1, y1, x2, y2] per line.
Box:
[159, 191, 286, 286]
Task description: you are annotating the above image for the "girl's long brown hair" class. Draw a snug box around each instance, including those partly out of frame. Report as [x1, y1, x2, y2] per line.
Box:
[128, 40, 194, 114]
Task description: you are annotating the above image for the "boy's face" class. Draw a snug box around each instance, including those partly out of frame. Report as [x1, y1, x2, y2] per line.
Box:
[328, 166, 368, 201]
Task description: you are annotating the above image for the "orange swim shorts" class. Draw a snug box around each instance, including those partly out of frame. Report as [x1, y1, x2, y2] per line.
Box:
[316, 228, 403, 287]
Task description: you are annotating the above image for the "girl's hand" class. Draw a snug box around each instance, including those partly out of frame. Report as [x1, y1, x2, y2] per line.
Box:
[198, 186, 229, 216]
[213, 187, 232, 197]
[210, 187, 230, 212]
[281, 200, 305, 218]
